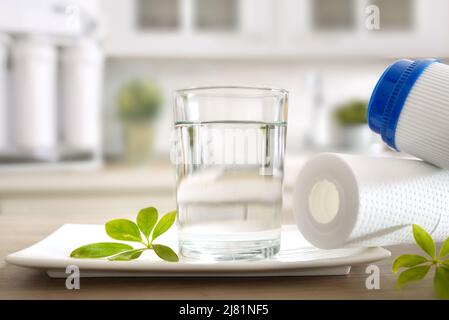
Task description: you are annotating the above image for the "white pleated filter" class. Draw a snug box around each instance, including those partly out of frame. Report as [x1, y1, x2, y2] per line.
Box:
[396, 62, 449, 169]
[293, 153, 449, 249]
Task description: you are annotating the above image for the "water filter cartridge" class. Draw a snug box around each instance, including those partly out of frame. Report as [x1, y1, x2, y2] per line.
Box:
[61, 39, 103, 151]
[368, 59, 449, 169]
[0, 34, 8, 150]
[13, 36, 57, 151]
[293, 153, 449, 249]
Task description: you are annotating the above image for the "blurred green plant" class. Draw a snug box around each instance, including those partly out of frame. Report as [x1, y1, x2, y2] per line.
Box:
[392, 224, 449, 299]
[117, 79, 163, 122]
[333, 99, 368, 126]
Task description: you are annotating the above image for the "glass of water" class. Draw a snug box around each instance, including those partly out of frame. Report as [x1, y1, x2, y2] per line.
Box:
[173, 86, 288, 261]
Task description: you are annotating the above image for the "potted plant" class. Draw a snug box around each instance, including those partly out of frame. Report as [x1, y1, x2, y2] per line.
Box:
[333, 99, 373, 151]
[117, 79, 163, 163]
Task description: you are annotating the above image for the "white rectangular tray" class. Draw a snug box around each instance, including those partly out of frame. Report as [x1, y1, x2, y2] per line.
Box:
[6, 224, 390, 278]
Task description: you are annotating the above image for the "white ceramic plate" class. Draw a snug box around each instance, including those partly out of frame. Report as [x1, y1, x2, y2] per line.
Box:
[6, 224, 390, 278]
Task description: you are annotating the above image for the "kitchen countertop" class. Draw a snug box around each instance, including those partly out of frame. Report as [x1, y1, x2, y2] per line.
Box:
[0, 153, 438, 299]
[0, 164, 176, 195]
[0, 152, 409, 195]
[0, 209, 438, 300]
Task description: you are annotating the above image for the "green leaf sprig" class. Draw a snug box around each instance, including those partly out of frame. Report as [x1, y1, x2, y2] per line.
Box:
[70, 207, 179, 262]
[392, 224, 449, 299]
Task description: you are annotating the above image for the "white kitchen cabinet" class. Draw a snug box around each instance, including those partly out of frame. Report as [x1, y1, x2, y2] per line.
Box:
[102, 0, 449, 59]
[278, 0, 449, 58]
[137, 0, 181, 30]
[101, 0, 277, 58]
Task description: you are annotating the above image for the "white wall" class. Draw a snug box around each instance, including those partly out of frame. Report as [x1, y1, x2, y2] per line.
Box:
[103, 58, 386, 158]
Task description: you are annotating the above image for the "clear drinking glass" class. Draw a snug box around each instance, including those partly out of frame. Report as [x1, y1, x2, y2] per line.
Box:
[173, 86, 288, 261]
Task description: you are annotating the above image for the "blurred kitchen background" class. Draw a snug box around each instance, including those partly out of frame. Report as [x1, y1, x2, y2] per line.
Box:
[0, 0, 448, 223]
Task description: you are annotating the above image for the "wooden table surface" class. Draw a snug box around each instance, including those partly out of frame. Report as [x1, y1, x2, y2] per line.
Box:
[0, 210, 438, 300]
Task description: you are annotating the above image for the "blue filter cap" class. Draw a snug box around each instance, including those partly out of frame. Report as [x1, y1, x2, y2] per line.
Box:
[367, 58, 438, 149]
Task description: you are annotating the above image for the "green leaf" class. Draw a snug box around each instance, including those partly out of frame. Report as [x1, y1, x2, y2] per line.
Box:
[151, 211, 177, 241]
[397, 265, 431, 288]
[152, 244, 179, 262]
[434, 266, 449, 299]
[392, 254, 428, 273]
[137, 207, 158, 241]
[70, 242, 133, 258]
[442, 260, 449, 269]
[412, 224, 436, 258]
[439, 236, 449, 258]
[108, 249, 145, 261]
[105, 219, 143, 243]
